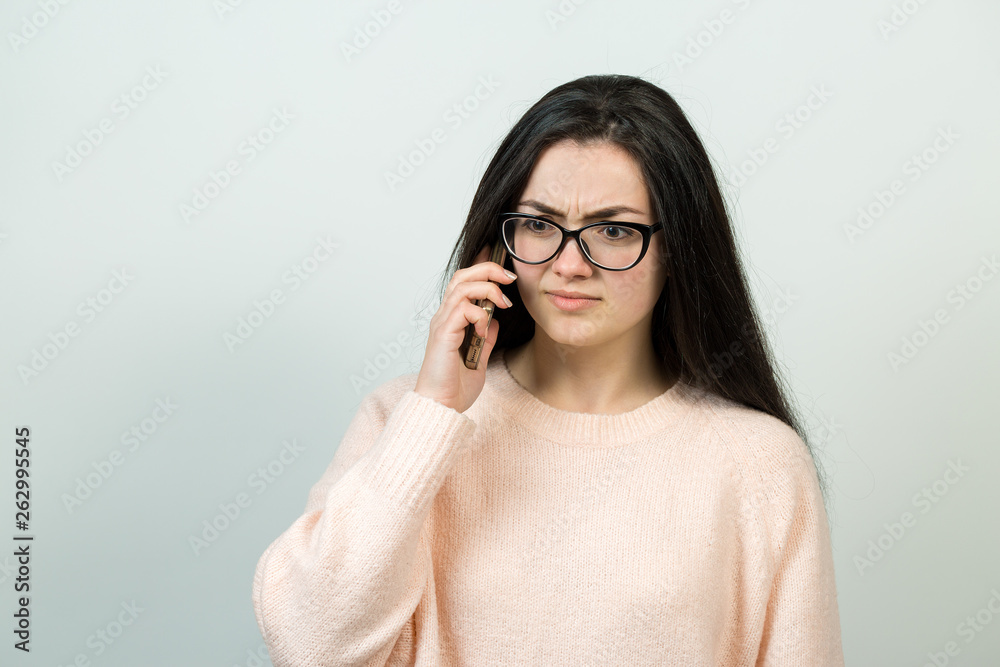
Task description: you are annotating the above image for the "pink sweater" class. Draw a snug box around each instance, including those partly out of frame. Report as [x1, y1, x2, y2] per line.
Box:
[252, 350, 845, 665]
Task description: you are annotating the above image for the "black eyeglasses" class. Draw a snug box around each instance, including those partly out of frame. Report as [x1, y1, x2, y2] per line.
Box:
[497, 212, 663, 271]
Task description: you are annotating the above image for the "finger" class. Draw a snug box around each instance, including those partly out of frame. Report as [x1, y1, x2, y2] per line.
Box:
[479, 317, 500, 367]
[447, 281, 511, 314]
[459, 279, 512, 308]
[458, 300, 493, 338]
[455, 255, 516, 286]
[448, 245, 491, 291]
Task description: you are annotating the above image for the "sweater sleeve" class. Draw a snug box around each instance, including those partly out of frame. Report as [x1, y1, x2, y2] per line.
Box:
[754, 432, 845, 666]
[251, 387, 478, 666]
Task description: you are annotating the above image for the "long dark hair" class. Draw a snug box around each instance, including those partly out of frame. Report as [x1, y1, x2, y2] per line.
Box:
[436, 74, 832, 507]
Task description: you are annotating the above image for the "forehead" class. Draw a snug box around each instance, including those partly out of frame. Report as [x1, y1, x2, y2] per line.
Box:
[520, 140, 649, 213]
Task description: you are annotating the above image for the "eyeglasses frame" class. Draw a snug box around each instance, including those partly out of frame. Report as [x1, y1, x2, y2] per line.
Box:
[497, 212, 663, 271]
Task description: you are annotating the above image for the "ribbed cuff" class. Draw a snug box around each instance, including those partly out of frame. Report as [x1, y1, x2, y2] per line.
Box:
[355, 390, 477, 514]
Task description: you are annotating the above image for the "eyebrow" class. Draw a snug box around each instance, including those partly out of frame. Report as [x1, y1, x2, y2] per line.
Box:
[517, 199, 645, 220]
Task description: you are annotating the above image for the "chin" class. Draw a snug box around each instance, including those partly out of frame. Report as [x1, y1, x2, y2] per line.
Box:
[542, 319, 602, 347]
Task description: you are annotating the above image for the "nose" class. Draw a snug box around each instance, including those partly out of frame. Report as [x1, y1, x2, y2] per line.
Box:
[551, 234, 593, 274]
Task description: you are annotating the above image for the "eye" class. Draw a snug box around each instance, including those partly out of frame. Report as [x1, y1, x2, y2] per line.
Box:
[599, 225, 637, 240]
[519, 218, 556, 233]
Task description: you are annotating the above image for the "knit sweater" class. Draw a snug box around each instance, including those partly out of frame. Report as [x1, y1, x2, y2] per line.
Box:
[251, 349, 845, 666]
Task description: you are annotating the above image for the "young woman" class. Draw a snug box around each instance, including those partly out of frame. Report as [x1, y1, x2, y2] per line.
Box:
[252, 74, 845, 665]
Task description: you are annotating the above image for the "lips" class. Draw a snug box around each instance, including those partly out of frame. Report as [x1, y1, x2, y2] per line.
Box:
[547, 290, 598, 299]
[546, 291, 600, 311]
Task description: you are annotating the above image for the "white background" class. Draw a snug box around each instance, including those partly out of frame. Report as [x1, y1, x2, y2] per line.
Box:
[1, 0, 998, 665]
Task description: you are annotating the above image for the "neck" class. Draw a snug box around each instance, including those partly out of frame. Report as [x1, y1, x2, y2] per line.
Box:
[503, 336, 676, 415]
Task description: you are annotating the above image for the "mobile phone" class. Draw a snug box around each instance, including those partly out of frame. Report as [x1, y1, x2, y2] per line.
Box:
[459, 242, 509, 370]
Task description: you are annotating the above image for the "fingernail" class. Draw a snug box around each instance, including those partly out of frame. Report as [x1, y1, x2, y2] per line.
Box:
[504, 270, 517, 280]
[502, 294, 513, 307]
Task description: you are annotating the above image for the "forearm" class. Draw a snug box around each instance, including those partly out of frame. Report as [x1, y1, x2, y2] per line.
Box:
[252, 390, 476, 666]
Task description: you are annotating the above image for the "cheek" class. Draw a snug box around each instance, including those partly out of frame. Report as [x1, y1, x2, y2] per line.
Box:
[512, 265, 544, 302]
[608, 267, 662, 314]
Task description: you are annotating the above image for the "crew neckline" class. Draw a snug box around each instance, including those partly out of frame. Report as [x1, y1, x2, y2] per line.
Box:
[484, 347, 698, 447]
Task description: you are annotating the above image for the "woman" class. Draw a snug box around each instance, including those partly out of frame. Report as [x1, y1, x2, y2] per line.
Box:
[252, 74, 845, 665]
